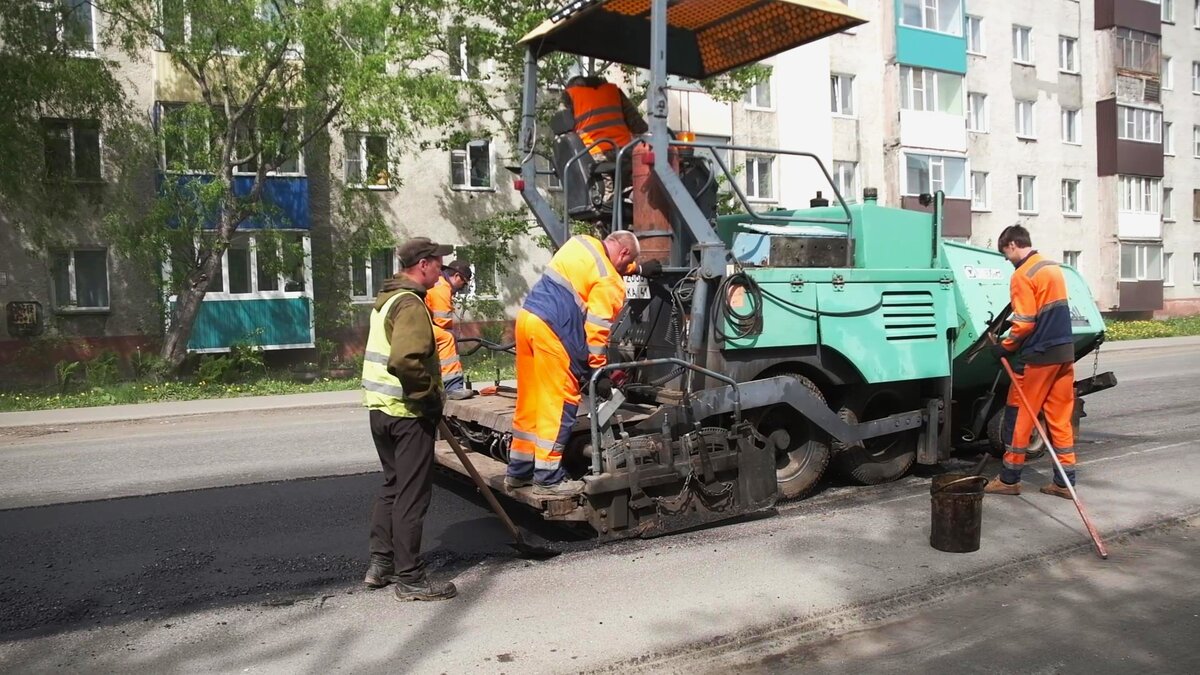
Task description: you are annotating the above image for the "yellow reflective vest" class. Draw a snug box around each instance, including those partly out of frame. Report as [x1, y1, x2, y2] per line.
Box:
[361, 290, 442, 417]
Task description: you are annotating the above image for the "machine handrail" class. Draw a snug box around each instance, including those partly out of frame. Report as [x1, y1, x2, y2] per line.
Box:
[611, 134, 651, 231]
[560, 138, 619, 222]
[587, 358, 740, 476]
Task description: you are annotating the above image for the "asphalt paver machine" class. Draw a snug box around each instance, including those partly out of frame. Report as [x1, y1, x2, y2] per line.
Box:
[436, 0, 1114, 539]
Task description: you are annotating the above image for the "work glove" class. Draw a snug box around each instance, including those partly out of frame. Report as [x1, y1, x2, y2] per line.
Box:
[593, 375, 614, 400]
[638, 259, 663, 278]
[991, 342, 1012, 361]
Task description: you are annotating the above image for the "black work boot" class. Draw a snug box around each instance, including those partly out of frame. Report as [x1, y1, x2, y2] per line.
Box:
[394, 576, 458, 602]
[363, 554, 397, 589]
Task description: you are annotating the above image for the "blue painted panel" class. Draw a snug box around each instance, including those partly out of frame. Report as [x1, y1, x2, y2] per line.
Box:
[178, 297, 313, 350]
[157, 174, 310, 230]
[896, 26, 967, 73]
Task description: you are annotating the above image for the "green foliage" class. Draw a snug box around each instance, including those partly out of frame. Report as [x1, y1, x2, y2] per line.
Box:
[130, 348, 171, 383]
[1104, 316, 1200, 341]
[197, 355, 239, 384]
[0, 377, 360, 413]
[85, 350, 122, 387]
[315, 337, 338, 370]
[54, 360, 83, 394]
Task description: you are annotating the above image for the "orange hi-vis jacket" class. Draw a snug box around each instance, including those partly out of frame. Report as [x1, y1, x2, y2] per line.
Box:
[565, 82, 634, 158]
[425, 275, 462, 380]
[520, 235, 627, 381]
[1001, 251, 1075, 364]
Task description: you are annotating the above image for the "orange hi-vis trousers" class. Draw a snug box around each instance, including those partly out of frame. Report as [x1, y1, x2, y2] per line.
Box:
[1000, 362, 1077, 487]
[507, 309, 580, 486]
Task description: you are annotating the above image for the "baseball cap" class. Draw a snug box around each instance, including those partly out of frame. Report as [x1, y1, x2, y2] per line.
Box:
[397, 237, 453, 268]
[445, 260, 473, 281]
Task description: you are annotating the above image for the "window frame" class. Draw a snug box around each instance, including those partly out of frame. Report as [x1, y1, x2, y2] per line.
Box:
[349, 246, 399, 303]
[1194, 253, 1200, 285]
[1162, 56, 1173, 89]
[966, 92, 988, 132]
[1163, 251, 1175, 287]
[1117, 175, 1162, 214]
[453, 245, 501, 300]
[1119, 242, 1164, 282]
[344, 131, 391, 189]
[1164, 121, 1174, 155]
[1012, 25, 1033, 65]
[831, 160, 858, 203]
[1194, 61, 1200, 93]
[1161, 0, 1175, 23]
[449, 138, 494, 191]
[903, 152, 968, 198]
[1061, 179, 1081, 216]
[1194, 125, 1200, 157]
[1058, 36, 1079, 74]
[50, 247, 110, 313]
[1017, 174, 1038, 214]
[744, 155, 775, 201]
[40, 0, 98, 57]
[1015, 99, 1036, 139]
[1062, 250, 1081, 271]
[1163, 186, 1174, 220]
[830, 73, 855, 117]
[1061, 107, 1081, 145]
[971, 170, 990, 211]
[965, 15, 984, 54]
[743, 76, 775, 111]
[899, 0, 963, 36]
[41, 117, 103, 182]
[899, 66, 963, 115]
[1114, 28, 1161, 75]
[1116, 105, 1163, 144]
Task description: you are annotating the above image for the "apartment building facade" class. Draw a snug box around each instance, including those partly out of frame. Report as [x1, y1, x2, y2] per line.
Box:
[817, 0, 1200, 315]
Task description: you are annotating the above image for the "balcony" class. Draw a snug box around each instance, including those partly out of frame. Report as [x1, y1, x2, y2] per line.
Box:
[1094, 0, 1161, 35]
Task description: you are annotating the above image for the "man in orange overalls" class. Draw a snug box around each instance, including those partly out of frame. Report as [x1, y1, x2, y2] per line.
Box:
[562, 75, 648, 208]
[504, 231, 659, 496]
[985, 225, 1077, 499]
[425, 259, 472, 393]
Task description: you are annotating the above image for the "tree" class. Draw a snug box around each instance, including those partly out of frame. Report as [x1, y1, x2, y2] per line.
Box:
[91, 0, 466, 367]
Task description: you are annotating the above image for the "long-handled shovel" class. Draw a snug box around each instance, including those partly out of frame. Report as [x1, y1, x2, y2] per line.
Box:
[437, 420, 560, 560]
[993, 346, 1108, 560]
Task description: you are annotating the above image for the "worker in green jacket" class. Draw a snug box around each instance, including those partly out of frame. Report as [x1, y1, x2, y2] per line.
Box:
[361, 237, 457, 602]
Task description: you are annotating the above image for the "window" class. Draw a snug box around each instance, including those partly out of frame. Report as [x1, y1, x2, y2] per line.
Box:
[832, 161, 858, 202]
[1196, 0, 1200, 28]
[1194, 62, 1200, 93]
[745, 156, 774, 200]
[1163, 57, 1173, 89]
[1015, 99, 1036, 139]
[1164, 121, 1174, 155]
[743, 77, 773, 109]
[344, 132, 389, 187]
[1118, 175, 1162, 213]
[900, 0, 963, 35]
[1164, 252, 1175, 286]
[1058, 36, 1078, 73]
[51, 249, 108, 310]
[447, 26, 481, 80]
[1195, 254, 1200, 285]
[1062, 250, 1081, 270]
[1119, 243, 1163, 281]
[1117, 106, 1163, 143]
[349, 247, 397, 300]
[453, 245, 500, 298]
[971, 171, 989, 210]
[40, 0, 96, 53]
[899, 66, 964, 114]
[1194, 125, 1200, 157]
[1017, 175, 1037, 212]
[41, 118, 101, 181]
[232, 108, 303, 176]
[1061, 180, 1080, 215]
[830, 74, 854, 116]
[450, 139, 492, 190]
[1162, 0, 1175, 22]
[1061, 108, 1081, 144]
[967, 92, 988, 132]
[1114, 28, 1160, 74]
[1012, 26, 1032, 64]
[1195, 189, 1200, 221]
[965, 15, 984, 54]
[1163, 187, 1174, 220]
[904, 153, 968, 197]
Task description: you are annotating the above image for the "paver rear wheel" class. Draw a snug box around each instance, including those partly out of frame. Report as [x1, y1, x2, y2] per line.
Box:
[752, 374, 831, 500]
[833, 390, 918, 485]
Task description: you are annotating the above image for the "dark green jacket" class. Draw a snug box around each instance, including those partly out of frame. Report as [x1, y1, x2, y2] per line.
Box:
[375, 276, 440, 405]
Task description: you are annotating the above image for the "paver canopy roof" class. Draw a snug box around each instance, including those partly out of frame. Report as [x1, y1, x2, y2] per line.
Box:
[519, 0, 868, 79]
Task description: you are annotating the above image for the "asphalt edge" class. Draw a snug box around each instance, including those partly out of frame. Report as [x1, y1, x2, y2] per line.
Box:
[597, 508, 1200, 674]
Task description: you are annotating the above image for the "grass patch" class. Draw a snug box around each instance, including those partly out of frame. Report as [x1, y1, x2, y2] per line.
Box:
[0, 356, 516, 414]
[1104, 315, 1200, 341]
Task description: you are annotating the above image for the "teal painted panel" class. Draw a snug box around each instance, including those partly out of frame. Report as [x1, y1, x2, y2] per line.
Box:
[179, 298, 313, 350]
[896, 26, 967, 74]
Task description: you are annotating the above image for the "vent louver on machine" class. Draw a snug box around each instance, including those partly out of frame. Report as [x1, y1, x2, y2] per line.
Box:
[881, 291, 937, 341]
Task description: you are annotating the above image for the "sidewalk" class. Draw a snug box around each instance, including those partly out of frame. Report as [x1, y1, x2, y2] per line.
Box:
[2, 335, 1196, 429]
[0, 381, 518, 429]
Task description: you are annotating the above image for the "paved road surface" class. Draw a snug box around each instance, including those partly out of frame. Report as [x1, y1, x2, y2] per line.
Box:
[0, 342, 1198, 672]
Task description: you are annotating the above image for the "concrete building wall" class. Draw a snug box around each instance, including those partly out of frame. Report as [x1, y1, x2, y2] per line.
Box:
[1158, 2, 1200, 314]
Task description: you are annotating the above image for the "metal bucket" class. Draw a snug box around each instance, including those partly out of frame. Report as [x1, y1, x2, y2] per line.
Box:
[929, 474, 987, 553]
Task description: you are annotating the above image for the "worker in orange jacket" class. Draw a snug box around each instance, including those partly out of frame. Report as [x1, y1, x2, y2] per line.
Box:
[562, 75, 648, 208]
[504, 231, 661, 496]
[425, 259, 472, 393]
[985, 225, 1077, 499]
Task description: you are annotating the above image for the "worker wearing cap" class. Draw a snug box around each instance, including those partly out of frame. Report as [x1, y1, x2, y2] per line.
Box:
[504, 231, 660, 496]
[426, 259, 472, 393]
[361, 236, 457, 601]
[562, 75, 648, 208]
[985, 225, 1077, 500]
